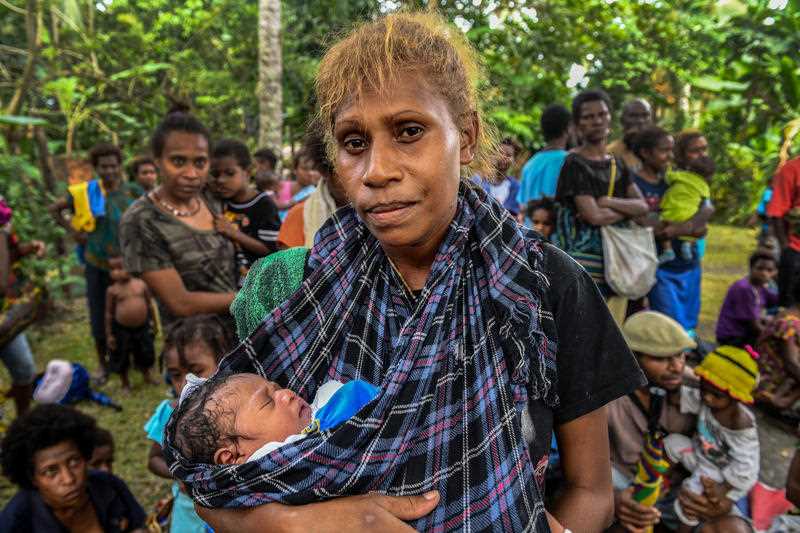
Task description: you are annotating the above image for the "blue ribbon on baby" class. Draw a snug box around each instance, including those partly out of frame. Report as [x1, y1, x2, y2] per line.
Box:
[310, 379, 379, 432]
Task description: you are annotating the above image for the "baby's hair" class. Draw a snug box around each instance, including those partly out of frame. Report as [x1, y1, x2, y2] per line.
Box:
[540, 104, 571, 142]
[172, 369, 237, 464]
[159, 314, 235, 371]
[630, 125, 671, 160]
[685, 155, 715, 179]
[108, 256, 124, 269]
[89, 142, 122, 167]
[315, 11, 497, 178]
[571, 89, 613, 123]
[151, 104, 211, 159]
[749, 251, 777, 269]
[212, 139, 252, 170]
[525, 197, 556, 222]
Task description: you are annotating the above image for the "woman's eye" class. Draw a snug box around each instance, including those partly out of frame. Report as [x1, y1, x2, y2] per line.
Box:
[194, 158, 207, 169]
[398, 125, 423, 139]
[343, 137, 367, 152]
[171, 157, 186, 166]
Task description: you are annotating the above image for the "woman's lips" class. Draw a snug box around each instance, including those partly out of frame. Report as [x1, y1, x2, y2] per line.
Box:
[365, 202, 416, 225]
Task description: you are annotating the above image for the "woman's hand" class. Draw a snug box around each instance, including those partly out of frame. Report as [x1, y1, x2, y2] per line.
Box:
[195, 491, 440, 533]
[613, 487, 660, 532]
[677, 477, 733, 522]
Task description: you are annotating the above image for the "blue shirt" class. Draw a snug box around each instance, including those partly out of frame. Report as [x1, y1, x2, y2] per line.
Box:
[517, 149, 568, 204]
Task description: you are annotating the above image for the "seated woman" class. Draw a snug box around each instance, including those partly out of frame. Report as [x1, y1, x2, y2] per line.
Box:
[165, 12, 644, 533]
[754, 281, 800, 416]
[0, 404, 146, 532]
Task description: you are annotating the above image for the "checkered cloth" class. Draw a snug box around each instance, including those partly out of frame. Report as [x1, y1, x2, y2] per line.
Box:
[164, 184, 558, 532]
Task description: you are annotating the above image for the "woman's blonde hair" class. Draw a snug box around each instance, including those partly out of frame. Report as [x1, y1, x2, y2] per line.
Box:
[315, 11, 497, 178]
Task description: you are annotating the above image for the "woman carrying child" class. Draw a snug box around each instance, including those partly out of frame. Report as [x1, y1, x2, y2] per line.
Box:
[119, 107, 238, 327]
[647, 130, 715, 334]
[144, 315, 234, 533]
[171, 12, 645, 533]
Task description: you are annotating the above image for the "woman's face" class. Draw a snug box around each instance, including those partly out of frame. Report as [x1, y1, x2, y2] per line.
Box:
[156, 131, 210, 202]
[332, 78, 475, 253]
[32, 440, 89, 511]
[642, 135, 674, 173]
[576, 100, 611, 145]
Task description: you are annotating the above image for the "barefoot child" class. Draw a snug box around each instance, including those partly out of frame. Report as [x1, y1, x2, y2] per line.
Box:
[210, 139, 281, 285]
[664, 346, 760, 531]
[144, 315, 234, 533]
[104, 257, 157, 392]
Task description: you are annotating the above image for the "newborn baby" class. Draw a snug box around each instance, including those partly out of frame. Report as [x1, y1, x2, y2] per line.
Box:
[173, 369, 379, 465]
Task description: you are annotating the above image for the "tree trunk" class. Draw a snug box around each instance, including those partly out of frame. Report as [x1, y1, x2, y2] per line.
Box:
[257, 0, 282, 160]
[5, 0, 41, 117]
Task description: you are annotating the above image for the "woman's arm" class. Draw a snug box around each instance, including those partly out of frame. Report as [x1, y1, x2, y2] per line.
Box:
[195, 491, 440, 533]
[141, 269, 235, 318]
[147, 442, 172, 479]
[550, 407, 615, 532]
[574, 195, 626, 226]
[596, 183, 649, 218]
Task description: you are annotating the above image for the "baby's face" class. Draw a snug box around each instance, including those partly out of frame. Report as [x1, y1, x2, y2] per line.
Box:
[212, 374, 313, 464]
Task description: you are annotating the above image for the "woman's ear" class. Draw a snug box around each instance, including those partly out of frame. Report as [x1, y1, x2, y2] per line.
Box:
[459, 111, 479, 166]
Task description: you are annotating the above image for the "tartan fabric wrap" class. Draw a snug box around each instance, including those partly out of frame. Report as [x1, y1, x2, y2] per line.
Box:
[164, 184, 559, 532]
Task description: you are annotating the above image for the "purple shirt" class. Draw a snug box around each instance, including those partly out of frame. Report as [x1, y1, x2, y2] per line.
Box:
[716, 277, 778, 341]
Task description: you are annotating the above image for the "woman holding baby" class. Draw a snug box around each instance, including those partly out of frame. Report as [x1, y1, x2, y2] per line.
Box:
[169, 13, 645, 533]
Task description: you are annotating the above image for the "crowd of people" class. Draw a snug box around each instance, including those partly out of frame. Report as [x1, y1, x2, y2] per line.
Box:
[1, 10, 800, 533]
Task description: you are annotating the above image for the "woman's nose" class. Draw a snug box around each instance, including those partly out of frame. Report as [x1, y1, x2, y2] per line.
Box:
[362, 137, 398, 187]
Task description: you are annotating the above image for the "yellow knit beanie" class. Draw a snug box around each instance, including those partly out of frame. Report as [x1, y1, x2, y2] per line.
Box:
[694, 345, 759, 404]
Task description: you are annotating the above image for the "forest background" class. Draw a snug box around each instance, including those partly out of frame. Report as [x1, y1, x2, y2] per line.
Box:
[1, 0, 799, 292]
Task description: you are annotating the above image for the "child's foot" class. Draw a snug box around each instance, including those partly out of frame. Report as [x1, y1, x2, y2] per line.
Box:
[120, 386, 132, 397]
[658, 249, 676, 265]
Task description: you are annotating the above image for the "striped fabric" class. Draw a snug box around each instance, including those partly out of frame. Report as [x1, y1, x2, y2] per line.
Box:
[164, 184, 558, 532]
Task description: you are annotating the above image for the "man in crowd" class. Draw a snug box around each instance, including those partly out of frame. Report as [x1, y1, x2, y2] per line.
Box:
[609, 98, 653, 174]
[608, 311, 752, 533]
[768, 154, 800, 306]
[49, 143, 139, 383]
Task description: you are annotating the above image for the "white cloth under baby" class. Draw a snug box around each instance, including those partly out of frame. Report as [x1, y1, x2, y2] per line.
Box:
[246, 380, 346, 463]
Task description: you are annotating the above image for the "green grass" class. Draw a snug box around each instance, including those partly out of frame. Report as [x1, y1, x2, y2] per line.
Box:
[0, 224, 759, 509]
[0, 299, 171, 510]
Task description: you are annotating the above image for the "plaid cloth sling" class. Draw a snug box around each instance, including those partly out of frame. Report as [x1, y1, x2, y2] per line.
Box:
[164, 184, 559, 532]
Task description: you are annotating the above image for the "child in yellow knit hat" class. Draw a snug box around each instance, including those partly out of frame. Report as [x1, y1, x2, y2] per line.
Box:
[663, 345, 760, 530]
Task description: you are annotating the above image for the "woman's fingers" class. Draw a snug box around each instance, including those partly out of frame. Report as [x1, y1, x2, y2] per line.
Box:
[372, 490, 440, 521]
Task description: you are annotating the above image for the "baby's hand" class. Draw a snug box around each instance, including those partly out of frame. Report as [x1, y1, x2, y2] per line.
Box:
[214, 215, 237, 238]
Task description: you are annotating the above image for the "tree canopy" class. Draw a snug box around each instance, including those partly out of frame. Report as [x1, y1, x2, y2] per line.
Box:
[1, 0, 799, 223]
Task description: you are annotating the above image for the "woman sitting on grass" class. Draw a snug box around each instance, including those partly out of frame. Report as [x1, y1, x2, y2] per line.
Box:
[0, 404, 146, 532]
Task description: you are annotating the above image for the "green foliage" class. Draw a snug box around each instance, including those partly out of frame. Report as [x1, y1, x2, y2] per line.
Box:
[0, 0, 798, 222]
